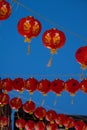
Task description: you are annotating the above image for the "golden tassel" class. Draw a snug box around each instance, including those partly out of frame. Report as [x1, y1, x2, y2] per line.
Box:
[81, 64, 87, 70]
[47, 56, 52, 67]
[27, 42, 30, 54]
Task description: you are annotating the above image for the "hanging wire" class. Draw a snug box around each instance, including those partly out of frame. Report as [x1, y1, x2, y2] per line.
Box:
[12, 0, 87, 42]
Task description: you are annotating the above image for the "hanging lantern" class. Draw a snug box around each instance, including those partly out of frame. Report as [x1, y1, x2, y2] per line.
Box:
[9, 97, 22, 110]
[55, 114, 67, 127]
[80, 78, 87, 93]
[42, 28, 66, 66]
[23, 100, 36, 114]
[51, 78, 65, 96]
[15, 118, 26, 130]
[65, 78, 80, 96]
[35, 121, 45, 130]
[34, 106, 46, 120]
[75, 46, 87, 69]
[25, 120, 35, 130]
[63, 116, 74, 129]
[0, 93, 9, 107]
[13, 78, 25, 93]
[25, 77, 38, 94]
[37, 79, 51, 95]
[74, 120, 86, 130]
[17, 16, 42, 54]
[46, 110, 57, 124]
[0, 0, 11, 20]
[46, 123, 58, 130]
[1, 78, 13, 93]
[0, 116, 9, 128]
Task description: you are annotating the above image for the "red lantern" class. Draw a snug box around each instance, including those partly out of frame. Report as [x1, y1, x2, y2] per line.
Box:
[37, 79, 51, 95]
[65, 78, 80, 96]
[23, 100, 36, 114]
[63, 116, 74, 129]
[25, 77, 38, 94]
[0, 116, 8, 128]
[0, 0, 11, 20]
[0, 93, 9, 107]
[35, 121, 45, 130]
[46, 110, 57, 124]
[34, 106, 46, 120]
[25, 120, 35, 130]
[9, 97, 22, 110]
[1, 78, 13, 93]
[15, 118, 26, 130]
[42, 28, 66, 66]
[55, 114, 67, 127]
[46, 123, 58, 130]
[75, 46, 87, 69]
[74, 120, 86, 130]
[80, 78, 87, 93]
[51, 78, 65, 95]
[13, 78, 25, 93]
[17, 16, 41, 53]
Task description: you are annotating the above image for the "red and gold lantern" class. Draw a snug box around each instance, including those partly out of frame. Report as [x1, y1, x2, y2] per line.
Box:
[35, 121, 45, 130]
[15, 118, 26, 130]
[75, 46, 87, 69]
[80, 78, 87, 93]
[46, 110, 57, 124]
[0, 0, 11, 20]
[46, 123, 58, 130]
[74, 120, 86, 130]
[0, 116, 9, 128]
[63, 116, 74, 129]
[0, 93, 9, 107]
[25, 120, 35, 130]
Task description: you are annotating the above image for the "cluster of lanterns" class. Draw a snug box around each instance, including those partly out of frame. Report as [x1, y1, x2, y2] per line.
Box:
[0, 77, 87, 96]
[0, 93, 87, 130]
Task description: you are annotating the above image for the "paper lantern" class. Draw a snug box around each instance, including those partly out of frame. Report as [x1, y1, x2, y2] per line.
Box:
[0, 93, 9, 107]
[25, 120, 35, 130]
[46, 110, 57, 124]
[35, 121, 45, 130]
[80, 78, 87, 93]
[15, 118, 26, 130]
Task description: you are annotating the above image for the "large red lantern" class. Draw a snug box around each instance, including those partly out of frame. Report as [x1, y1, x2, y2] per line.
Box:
[0, 0, 11, 20]
[25, 77, 38, 94]
[25, 120, 35, 130]
[13, 78, 25, 93]
[17, 16, 42, 53]
[1, 78, 13, 93]
[0, 93, 9, 107]
[15, 118, 26, 130]
[37, 79, 51, 95]
[46, 110, 57, 124]
[34, 106, 46, 120]
[42, 28, 66, 66]
[35, 121, 45, 130]
[51, 78, 65, 95]
[0, 116, 9, 128]
[63, 116, 74, 129]
[23, 100, 36, 114]
[80, 78, 87, 93]
[74, 120, 86, 130]
[9, 97, 22, 110]
[65, 78, 80, 96]
[75, 46, 87, 69]
[46, 123, 58, 130]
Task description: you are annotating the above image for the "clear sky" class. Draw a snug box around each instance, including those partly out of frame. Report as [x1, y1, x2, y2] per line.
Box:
[0, 0, 87, 125]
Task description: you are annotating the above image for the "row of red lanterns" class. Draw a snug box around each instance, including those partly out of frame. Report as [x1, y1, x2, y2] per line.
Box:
[0, 77, 87, 95]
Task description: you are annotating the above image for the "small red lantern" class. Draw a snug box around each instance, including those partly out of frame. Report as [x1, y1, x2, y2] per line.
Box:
[74, 120, 86, 130]
[42, 28, 66, 66]
[0, 93, 9, 107]
[46, 123, 58, 130]
[23, 100, 36, 114]
[55, 114, 67, 127]
[46, 110, 57, 124]
[0, 116, 8, 128]
[80, 78, 87, 93]
[25, 120, 35, 130]
[37, 79, 51, 95]
[35, 121, 45, 130]
[25, 77, 38, 94]
[1, 78, 13, 93]
[63, 116, 74, 129]
[15, 118, 26, 130]
[65, 78, 80, 96]
[0, 0, 11, 20]
[17, 16, 42, 54]
[51, 78, 65, 95]
[34, 106, 46, 120]
[9, 97, 22, 110]
[13, 78, 25, 93]
[75, 46, 87, 69]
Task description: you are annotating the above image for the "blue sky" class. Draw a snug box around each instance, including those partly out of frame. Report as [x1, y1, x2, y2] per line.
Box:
[0, 0, 87, 124]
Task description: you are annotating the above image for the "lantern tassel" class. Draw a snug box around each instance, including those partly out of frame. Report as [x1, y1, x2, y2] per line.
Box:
[47, 56, 52, 67]
[28, 43, 30, 54]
